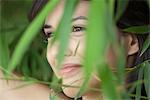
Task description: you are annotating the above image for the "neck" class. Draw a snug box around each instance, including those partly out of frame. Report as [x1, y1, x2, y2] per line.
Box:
[82, 91, 103, 100]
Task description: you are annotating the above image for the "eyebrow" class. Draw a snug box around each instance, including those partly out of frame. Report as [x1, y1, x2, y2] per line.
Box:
[43, 16, 87, 29]
[72, 16, 88, 22]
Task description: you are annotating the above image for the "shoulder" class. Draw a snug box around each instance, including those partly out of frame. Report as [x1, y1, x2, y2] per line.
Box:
[0, 70, 51, 100]
[0, 70, 72, 100]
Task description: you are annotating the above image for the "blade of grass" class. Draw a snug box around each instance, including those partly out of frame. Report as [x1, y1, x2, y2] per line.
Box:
[116, 45, 126, 84]
[107, 0, 126, 90]
[49, 0, 79, 98]
[10, 81, 36, 90]
[7, 0, 59, 73]
[107, 2, 127, 98]
[143, 61, 150, 99]
[52, 0, 79, 69]
[0, 32, 9, 70]
[75, 0, 107, 98]
[135, 64, 144, 100]
[32, 49, 51, 81]
[115, 0, 129, 21]
[129, 93, 150, 100]
[140, 34, 150, 56]
[98, 63, 119, 100]
[123, 25, 150, 34]
[21, 54, 31, 77]
[76, 0, 118, 99]
[106, 0, 117, 44]
[0, 4, 9, 69]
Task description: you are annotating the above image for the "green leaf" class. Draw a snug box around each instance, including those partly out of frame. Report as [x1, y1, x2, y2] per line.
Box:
[143, 62, 150, 99]
[31, 50, 51, 81]
[76, 0, 118, 100]
[0, 32, 9, 69]
[8, 0, 59, 73]
[116, 45, 126, 84]
[76, 0, 108, 98]
[140, 34, 150, 56]
[98, 63, 119, 100]
[123, 25, 150, 34]
[135, 64, 144, 100]
[50, 0, 79, 98]
[52, 0, 79, 68]
[115, 0, 129, 21]
[21, 55, 31, 77]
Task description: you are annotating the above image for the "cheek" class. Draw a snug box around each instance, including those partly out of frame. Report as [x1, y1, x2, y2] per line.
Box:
[47, 49, 55, 68]
[76, 37, 86, 59]
[46, 42, 58, 73]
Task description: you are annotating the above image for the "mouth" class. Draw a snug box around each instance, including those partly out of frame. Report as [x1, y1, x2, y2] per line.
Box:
[60, 63, 82, 78]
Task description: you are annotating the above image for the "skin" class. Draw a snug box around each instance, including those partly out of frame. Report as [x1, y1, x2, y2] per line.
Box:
[0, 70, 51, 100]
[44, 0, 139, 99]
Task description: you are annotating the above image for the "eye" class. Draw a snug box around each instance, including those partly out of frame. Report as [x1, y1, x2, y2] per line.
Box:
[42, 31, 54, 43]
[72, 26, 86, 32]
[43, 30, 54, 39]
[45, 32, 54, 38]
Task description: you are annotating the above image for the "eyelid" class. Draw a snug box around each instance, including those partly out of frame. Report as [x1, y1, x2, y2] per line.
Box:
[72, 25, 86, 32]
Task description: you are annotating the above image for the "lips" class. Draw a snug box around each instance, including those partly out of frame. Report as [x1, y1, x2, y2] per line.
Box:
[60, 63, 81, 78]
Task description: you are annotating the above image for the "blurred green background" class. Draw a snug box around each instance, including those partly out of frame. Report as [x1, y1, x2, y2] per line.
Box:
[0, 0, 52, 81]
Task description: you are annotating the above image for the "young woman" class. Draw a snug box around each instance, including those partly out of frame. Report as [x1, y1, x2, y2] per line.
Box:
[30, 0, 149, 99]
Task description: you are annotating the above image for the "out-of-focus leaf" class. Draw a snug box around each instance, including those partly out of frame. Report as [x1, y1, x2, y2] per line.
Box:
[49, 95, 59, 100]
[52, 0, 78, 68]
[21, 55, 31, 77]
[140, 34, 150, 56]
[76, 0, 118, 99]
[106, 0, 117, 44]
[123, 25, 150, 34]
[143, 61, 150, 99]
[98, 63, 119, 100]
[76, 0, 107, 98]
[11, 81, 36, 90]
[116, 45, 126, 84]
[8, 0, 59, 73]
[0, 32, 9, 69]
[32, 50, 52, 81]
[50, 0, 78, 97]
[4, 27, 26, 45]
[107, 1, 126, 98]
[135, 64, 144, 100]
[115, 0, 129, 21]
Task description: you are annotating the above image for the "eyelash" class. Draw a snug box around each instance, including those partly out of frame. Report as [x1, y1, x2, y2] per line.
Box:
[72, 26, 86, 32]
[43, 26, 86, 41]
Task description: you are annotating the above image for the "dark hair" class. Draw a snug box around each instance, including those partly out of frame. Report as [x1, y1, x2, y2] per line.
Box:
[28, 0, 49, 22]
[29, 0, 150, 99]
[116, 0, 150, 66]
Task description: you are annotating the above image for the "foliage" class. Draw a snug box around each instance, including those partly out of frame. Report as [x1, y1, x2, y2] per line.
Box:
[0, 0, 150, 100]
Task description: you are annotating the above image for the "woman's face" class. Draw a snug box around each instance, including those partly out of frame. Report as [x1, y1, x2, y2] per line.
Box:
[44, 0, 138, 98]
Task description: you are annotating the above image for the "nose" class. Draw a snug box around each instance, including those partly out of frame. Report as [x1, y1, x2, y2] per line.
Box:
[64, 40, 80, 57]
[65, 48, 73, 56]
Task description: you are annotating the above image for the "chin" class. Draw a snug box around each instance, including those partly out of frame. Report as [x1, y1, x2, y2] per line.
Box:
[62, 74, 101, 98]
[62, 87, 80, 98]
[62, 77, 84, 98]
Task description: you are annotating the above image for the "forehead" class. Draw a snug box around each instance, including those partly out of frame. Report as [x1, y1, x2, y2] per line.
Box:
[45, 0, 89, 29]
